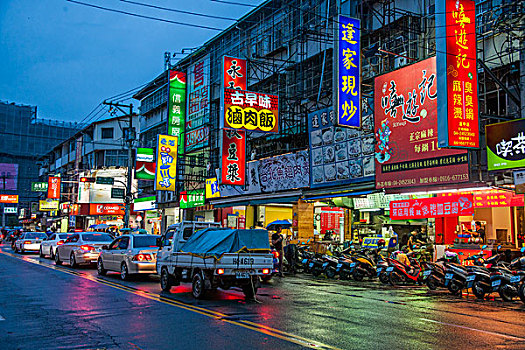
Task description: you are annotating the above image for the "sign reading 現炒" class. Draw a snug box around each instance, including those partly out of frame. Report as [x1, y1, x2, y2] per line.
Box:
[336, 15, 361, 128]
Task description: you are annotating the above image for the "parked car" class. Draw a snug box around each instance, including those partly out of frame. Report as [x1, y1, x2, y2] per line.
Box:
[97, 234, 159, 280]
[39, 233, 73, 259]
[55, 232, 113, 267]
[13, 232, 47, 253]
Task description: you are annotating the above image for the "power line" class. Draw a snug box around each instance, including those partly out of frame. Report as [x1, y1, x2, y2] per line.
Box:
[65, 0, 224, 31]
[209, 0, 258, 7]
[119, 0, 238, 21]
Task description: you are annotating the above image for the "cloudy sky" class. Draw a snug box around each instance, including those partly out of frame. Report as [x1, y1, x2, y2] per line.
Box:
[0, 0, 261, 122]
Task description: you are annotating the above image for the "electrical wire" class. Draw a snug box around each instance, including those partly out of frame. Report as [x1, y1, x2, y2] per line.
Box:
[209, 0, 258, 7]
[65, 0, 224, 31]
[119, 0, 238, 21]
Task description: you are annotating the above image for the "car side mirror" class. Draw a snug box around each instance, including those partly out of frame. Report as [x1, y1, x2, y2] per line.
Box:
[101, 245, 109, 250]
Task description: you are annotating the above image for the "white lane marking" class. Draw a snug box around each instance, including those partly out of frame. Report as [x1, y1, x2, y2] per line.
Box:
[420, 318, 525, 342]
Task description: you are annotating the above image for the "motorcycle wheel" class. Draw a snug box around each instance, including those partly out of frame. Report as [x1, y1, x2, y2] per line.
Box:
[447, 281, 462, 295]
[325, 267, 336, 279]
[472, 281, 486, 299]
[340, 270, 351, 280]
[389, 272, 403, 286]
[426, 276, 438, 290]
[353, 269, 364, 281]
[518, 283, 525, 304]
[499, 285, 514, 302]
[379, 272, 389, 284]
[311, 268, 321, 277]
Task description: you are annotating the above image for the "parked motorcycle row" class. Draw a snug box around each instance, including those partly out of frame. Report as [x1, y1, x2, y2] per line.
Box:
[281, 241, 525, 304]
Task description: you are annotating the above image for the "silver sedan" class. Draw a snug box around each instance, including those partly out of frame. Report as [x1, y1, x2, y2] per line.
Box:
[55, 232, 114, 267]
[97, 234, 159, 280]
[40, 233, 73, 259]
[14, 232, 48, 253]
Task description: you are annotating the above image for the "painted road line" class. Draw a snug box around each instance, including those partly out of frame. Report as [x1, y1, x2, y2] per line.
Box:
[0, 250, 341, 350]
[419, 318, 525, 342]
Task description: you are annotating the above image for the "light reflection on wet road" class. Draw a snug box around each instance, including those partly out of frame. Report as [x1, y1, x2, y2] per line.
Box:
[0, 245, 524, 349]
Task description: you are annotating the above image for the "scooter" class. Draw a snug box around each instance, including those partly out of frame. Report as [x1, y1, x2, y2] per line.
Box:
[422, 251, 460, 290]
[466, 245, 507, 299]
[497, 247, 525, 302]
[387, 251, 423, 286]
[322, 255, 340, 278]
[352, 249, 382, 281]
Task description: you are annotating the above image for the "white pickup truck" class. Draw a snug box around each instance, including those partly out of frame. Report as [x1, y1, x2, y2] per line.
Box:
[156, 221, 273, 299]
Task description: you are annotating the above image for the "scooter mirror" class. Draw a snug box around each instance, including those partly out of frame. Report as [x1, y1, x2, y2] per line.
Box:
[481, 244, 488, 249]
[521, 247, 525, 253]
[497, 244, 502, 250]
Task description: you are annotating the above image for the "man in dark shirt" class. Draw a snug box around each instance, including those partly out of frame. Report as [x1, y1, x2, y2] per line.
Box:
[474, 221, 485, 242]
[271, 225, 284, 276]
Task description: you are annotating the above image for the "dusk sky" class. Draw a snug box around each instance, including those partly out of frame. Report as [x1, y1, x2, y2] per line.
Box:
[0, 0, 262, 123]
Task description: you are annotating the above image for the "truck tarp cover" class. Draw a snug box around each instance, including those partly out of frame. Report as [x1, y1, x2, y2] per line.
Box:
[180, 228, 269, 259]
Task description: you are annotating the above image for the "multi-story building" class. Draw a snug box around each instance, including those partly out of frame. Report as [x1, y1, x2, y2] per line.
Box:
[0, 101, 81, 225]
[134, 0, 523, 248]
[38, 115, 140, 231]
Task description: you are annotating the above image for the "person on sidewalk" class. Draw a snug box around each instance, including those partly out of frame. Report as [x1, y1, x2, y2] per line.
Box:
[271, 225, 284, 277]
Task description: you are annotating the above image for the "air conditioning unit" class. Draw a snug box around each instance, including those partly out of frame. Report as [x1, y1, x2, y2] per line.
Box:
[394, 52, 408, 69]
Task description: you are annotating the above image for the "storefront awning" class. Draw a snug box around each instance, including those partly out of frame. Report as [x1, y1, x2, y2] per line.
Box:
[302, 182, 376, 201]
[210, 190, 302, 208]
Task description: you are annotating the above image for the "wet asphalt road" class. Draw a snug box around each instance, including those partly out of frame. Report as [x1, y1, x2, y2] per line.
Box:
[0, 244, 524, 350]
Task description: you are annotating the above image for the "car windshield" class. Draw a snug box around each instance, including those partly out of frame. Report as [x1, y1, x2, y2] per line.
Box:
[133, 236, 158, 248]
[81, 233, 113, 242]
[24, 233, 47, 239]
[58, 234, 72, 239]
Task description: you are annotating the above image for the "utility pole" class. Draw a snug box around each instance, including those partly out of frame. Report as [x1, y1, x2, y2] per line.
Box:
[103, 101, 135, 228]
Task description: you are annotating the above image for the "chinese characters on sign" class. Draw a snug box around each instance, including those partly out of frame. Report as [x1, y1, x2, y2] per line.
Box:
[39, 199, 59, 211]
[89, 204, 125, 215]
[0, 194, 18, 204]
[154, 135, 178, 191]
[486, 118, 525, 171]
[390, 194, 474, 220]
[186, 56, 210, 151]
[337, 16, 361, 128]
[440, 190, 524, 208]
[436, 0, 479, 148]
[223, 89, 279, 132]
[47, 176, 61, 199]
[180, 190, 205, 209]
[374, 57, 469, 189]
[221, 129, 245, 186]
[205, 178, 221, 198]
[167, 71, 186, 154]
[31, 182, 48, 192]
[223, 56, 247, 90]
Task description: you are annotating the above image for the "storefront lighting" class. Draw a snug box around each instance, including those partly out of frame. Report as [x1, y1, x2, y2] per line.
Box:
[392, 186, 494, 196]
[360, 208, 381, 212]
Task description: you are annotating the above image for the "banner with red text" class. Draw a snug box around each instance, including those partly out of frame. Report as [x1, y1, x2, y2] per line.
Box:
[390, 194, 474, 220]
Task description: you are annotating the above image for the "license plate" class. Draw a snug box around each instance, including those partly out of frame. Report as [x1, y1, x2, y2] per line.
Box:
[302, 259, 308, 264]
[337, 263, 342, 268]
[423, 270, 431, 276]
[350, 263, 356, 267]
[323, 262, 329, 267]
[492, 280, 501, 287]
[466, 275, 475, 282]
[309, 262, 314, 268]
[445, 273, 454, 280]
[386, 266, 394, 272]
[235, 272, 250, 279]
[510, 275, 520, 283]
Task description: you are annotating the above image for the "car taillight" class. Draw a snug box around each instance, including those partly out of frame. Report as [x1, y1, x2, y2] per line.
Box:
[24, 241, 32, 244]
[262, 268, 270, 275]
[57, 240, 64, 245]
[80, 245, 94, 251]
[132, 254, 152, 261]
[217, 268, 225, 275]
[273, 251, 279, 258]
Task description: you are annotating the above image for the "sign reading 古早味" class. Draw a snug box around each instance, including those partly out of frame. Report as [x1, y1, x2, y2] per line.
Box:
[390, 194, 474, 220]
[374, 57, 469, 189]
[336, 15, 360, 128]
[167, 71, 186, 154]
[486, 118, 525, 171]
[436, 0, 479, 148]
[223, 88, 279, 132]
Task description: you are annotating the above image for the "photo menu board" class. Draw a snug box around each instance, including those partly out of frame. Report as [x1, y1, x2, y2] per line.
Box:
[308, 106, 374, 188]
